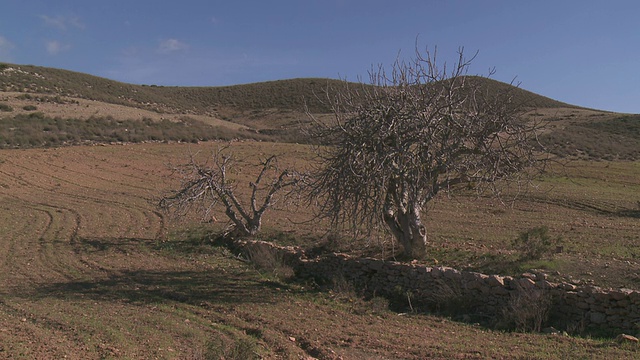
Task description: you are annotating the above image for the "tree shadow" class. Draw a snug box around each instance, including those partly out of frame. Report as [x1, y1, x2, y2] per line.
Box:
[33, 235, 298, 306]
[566, 200, 640, 220]
[76, 232, 226, 257]
[77, 236, 156, 254]
[34, 268, 291, 306]
[617, 209, 640, 219]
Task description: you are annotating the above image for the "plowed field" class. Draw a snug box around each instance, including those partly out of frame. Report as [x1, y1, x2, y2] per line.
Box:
[0, 142, 639, 359]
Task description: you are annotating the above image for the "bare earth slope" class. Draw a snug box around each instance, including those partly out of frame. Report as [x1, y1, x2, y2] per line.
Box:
[3, 62, 640, 160]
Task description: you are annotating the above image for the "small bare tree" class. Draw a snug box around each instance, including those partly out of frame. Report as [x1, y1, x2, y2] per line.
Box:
[159, 146, 304, 237]
[308, 47, 547, 259]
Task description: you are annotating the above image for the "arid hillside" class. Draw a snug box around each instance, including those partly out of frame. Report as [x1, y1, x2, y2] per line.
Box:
[0, 64, 639, 358]
[2, 62, 639, 160]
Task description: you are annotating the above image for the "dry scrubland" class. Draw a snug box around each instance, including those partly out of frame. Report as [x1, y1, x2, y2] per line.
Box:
[0, 63, 640, 358]
[0, 141, 638, 359]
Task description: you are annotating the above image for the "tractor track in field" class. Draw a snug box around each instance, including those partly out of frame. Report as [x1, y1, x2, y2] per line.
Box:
[0, 159, 157, 207]
[0, 164, 164, 240]
[0, 178, 158, 243]
[0, 145, 203, 357]
[1, 143, 638, 359]
[530, 195, 622, 215]
[0, 195, 84, 292]
[0, 149, 167, 299]
[3, 154, 158, 192]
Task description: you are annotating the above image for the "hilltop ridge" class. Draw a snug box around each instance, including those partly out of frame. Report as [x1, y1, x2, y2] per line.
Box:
[0, 63, 574, 115]
[1, 62, 639, 159]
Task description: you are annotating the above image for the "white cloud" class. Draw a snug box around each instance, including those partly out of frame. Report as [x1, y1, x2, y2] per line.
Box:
[158, 39, 189, 54]
[39, 15, 85, 31]
[0, 35, 15, 61]
[46, 40, 71, 55]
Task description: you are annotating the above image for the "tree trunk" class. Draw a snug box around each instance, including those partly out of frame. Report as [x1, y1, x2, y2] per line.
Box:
[246, 215, 262, 236]
[383, 204, 427, 259]
[224, 207, 261, 237]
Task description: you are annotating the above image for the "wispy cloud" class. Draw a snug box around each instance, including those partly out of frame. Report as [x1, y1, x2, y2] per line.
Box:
[107, 43, 302, 87]
[39, 15, 85, 31]
[46, 40, 71, 55]
[157, 39, 189, 54]
[0, 35, 15, 61]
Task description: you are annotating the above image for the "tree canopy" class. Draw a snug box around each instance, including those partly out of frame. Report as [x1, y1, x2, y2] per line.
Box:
[308, 48, 547, 259]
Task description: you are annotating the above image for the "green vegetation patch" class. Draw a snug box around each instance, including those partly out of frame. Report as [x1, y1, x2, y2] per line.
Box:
[0, 113, 267, 148]
[583, 114, 640, 139]
[540, 116, 640, 160]
[16, 93, 78, 105]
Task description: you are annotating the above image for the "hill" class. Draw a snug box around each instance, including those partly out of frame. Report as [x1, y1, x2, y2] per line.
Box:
[1, 62, 640, 159]
[0, 63, 342, 114]
[0, 63, 574, 114]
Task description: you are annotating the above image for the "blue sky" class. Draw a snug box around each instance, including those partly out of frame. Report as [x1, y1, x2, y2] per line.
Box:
[1, 1, 639, 113]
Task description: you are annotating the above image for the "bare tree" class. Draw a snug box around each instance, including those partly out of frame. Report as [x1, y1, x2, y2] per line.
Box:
[308, 47, 547, 259]
[159, 146, 304, 237]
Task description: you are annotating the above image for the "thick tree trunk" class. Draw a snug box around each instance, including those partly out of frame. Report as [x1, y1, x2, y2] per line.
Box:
[246, 216, 262, 236]
[383, 204, 427, 259]
[224, 206, 261, 237]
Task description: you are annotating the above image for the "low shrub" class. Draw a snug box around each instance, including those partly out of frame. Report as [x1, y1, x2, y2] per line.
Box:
[512, 226, 561, 260]
[243, 243, 295, 281]
[204, 336, 259, 360]
[0, 114, 258, 148]
[500, 286, 552, 332]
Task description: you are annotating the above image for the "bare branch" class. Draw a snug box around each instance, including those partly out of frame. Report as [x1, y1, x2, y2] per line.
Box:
[308, 46, 547, 259]
[159, 146, 306, 238]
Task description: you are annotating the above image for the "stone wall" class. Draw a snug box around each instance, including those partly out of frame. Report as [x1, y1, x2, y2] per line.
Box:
[235, 239, 640, 334]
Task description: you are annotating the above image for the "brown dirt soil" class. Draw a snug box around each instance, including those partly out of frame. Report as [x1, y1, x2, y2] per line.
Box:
[0, 142, 639, 359]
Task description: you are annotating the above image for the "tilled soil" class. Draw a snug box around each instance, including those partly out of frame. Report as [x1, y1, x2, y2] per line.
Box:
[0, 143, 638, 359]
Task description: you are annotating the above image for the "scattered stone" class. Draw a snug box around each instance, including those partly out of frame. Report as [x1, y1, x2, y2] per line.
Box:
[517, 278, 536, 289]
[559, 283, 577, 291]
[238, 238, 640, 336]
[486, 275, 504, 287]
[615, 334, 639, 344]
[530, 270, 548, 281]
[611, 289, 634, 301]
[521, 272, 536, 280]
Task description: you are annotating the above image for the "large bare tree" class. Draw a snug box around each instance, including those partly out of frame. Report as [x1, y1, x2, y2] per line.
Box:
[308, 48, 546, 259]
[159, 146, 304, 237]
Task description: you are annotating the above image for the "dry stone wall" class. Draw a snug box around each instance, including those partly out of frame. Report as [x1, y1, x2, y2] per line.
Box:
[236, 239, 640, 334]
